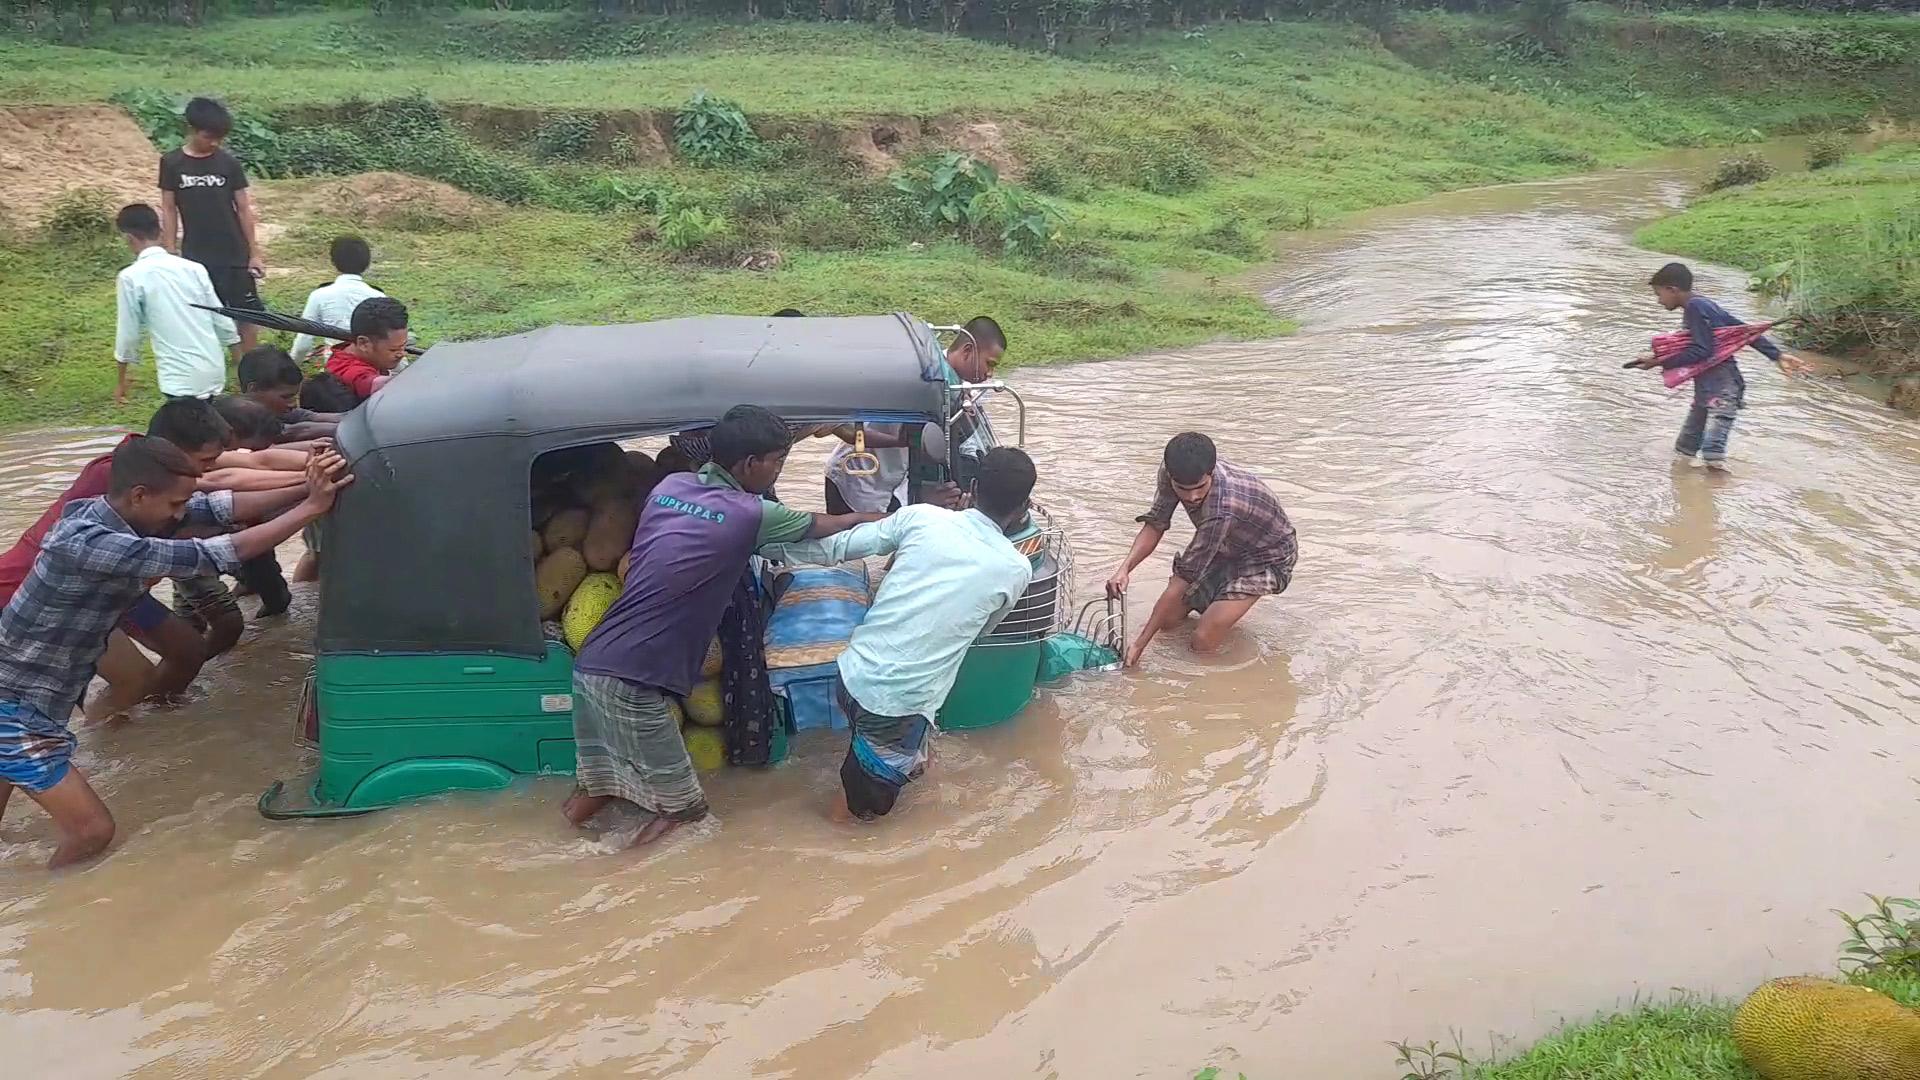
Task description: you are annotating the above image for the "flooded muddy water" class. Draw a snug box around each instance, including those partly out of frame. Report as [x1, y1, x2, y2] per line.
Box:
[4, 148, 1918, 1078]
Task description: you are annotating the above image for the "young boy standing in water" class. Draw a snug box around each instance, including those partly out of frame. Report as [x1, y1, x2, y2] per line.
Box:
[0, 441, 349, 869]
[1632, 263, 1809, 469]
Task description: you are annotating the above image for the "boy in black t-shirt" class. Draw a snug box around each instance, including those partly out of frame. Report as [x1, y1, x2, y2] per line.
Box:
[159, 97, 265, 351]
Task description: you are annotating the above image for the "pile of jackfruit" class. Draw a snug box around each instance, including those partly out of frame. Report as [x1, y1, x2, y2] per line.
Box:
[1733, 976, 1920, 1080]
[530, 442, 734, 770]
[530, 442, 653, 648]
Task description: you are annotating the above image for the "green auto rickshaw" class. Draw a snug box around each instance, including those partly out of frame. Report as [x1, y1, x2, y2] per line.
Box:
[260, 313, 1119, 819]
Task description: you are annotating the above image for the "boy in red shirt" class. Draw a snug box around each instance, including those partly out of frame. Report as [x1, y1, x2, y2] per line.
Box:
[325, 297, 410, 401]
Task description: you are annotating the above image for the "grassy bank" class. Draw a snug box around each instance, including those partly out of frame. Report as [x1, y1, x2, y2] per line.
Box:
[2, 7, 1917, 427]
[1636, 141, 1920, 375]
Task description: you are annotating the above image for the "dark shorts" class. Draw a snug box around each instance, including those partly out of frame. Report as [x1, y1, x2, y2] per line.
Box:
[835, 678, 928, 820]
[171, 575, 242, 627]
[840, 743, 905, 820]
[118, 593, 171, 637]
[203, 265, 263, 311]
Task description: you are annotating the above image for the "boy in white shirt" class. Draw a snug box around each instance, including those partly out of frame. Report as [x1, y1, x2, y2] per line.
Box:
[289, 236, 386, 365]
[112, 203, 239, 406]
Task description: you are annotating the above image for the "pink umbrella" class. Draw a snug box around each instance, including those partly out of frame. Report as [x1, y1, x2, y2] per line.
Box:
[1634, 320, 1785, 389]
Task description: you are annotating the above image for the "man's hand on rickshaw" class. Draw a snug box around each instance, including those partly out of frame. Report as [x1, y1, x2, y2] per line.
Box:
[925, 481, 965, 510]
[1105, 568, 1130, 600]
[302, 448, 354, 512]
[1777, 352, 1813, 377]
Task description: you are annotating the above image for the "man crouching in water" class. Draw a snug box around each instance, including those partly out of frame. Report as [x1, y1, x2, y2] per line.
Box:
[764, 447, 1037, 822]
[563, 405, 879, 849]
[1107, 432, 1297, 667]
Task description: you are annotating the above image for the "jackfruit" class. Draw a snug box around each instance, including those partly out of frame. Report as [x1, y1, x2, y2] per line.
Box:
[683, 725, 726, 771]
[561, 572, 622, 651]
[541, 507, 590, 551]
[1732, 976, 1920, 1080]
[701, 637, 723, 679]
[533, 547, 588, 620]
[530, 528, 544, 561]
[685, 678, 724, 727]
[617, 551, 631, 583]
[581, 497, 640, 572]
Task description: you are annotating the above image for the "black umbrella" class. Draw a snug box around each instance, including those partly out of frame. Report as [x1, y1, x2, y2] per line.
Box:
[194, 304, 427, 356]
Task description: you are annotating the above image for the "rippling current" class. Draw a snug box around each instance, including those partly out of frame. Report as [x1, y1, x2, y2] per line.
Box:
[2, 145, 1916, 1077]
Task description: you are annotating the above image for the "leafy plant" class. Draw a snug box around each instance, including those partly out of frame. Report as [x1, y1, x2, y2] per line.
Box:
[111, 88, 186, 151]
[1390, 1039, 1468, 1080]
[44, 187, 113, 241]
[1703, 151, 1774, 193]
[534, 110, 599, 162]
[673, 90, 760, 168]
[1805, 132, 1851, 172]
[891, 153, 1064, 254]
[1139, 140, 1209, 195]
[1836, 895, 1920, 974]
[657, 205, 731, 255]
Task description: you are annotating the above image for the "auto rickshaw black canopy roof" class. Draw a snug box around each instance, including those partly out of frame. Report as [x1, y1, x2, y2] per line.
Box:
[356, 313, 951, 449]
[317, 313, 952, 657]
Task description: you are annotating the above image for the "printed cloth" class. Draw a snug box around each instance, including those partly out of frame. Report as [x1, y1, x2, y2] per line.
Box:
[763, 562, 874, 670]
[1139, 459, 1297, 589]
[0, 699, 78, 793]
[570, 670, 708, 822]
[718, 568, 779, 767]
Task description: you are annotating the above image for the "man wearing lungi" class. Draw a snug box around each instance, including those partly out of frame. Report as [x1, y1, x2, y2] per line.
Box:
[1107, 432, 1298, 667]
[563, 405, 879, 849]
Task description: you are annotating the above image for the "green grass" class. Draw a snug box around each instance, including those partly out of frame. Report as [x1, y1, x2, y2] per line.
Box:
[2, 7, 1915, 426]
[1636, 142, 1920, 363]
[1465, 998, 1757, 1080]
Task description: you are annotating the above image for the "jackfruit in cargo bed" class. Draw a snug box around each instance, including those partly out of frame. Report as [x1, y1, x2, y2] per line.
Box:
[1732, 976, 1920, 1080]
[534, 547, 588, 620]
[562, 572, 622, 651]
[542, 507, 590, 552]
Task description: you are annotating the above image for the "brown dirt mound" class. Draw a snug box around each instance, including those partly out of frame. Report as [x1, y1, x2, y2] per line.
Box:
[253, 172, 498, 231]
[0, 105, 159, 231]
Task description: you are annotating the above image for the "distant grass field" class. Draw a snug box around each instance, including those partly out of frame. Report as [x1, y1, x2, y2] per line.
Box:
[2, 7, 1915, 427]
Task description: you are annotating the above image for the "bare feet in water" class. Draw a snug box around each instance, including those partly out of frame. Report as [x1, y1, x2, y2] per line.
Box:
[628, 815, 684, 848]
[827, 791, 856, 824]
[562, 790, 611, 828]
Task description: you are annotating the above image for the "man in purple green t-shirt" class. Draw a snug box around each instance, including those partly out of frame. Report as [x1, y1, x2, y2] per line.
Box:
[565, 405, 881, 849]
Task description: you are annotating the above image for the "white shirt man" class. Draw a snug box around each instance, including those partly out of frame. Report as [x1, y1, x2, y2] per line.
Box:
[114, 244, 238, 401]
[289, 273, 387, 364]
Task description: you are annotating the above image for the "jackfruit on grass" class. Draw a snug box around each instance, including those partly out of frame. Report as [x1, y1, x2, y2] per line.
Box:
[1732, 976, 1920, 1080]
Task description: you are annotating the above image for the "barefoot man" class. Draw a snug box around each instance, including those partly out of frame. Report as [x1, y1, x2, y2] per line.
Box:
[562, 405, 877, 848]
[1107, 433, 1298, 666]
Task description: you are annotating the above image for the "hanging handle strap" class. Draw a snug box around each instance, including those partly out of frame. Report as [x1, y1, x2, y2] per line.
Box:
[842, 423, 880, 477]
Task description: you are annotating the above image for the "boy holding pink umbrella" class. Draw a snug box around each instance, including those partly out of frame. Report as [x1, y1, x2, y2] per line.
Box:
[1629, 262, 1811, 469]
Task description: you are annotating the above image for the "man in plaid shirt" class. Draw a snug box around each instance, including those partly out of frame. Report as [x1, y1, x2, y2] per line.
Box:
[1106, 432, 1298, 667]
[0, 437, 351, 869]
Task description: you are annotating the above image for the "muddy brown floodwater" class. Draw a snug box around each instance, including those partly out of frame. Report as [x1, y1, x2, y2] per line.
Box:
[4, 147, 1919, 1078]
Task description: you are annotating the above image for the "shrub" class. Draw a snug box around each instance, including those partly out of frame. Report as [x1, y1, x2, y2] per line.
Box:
[534, 111, 599, 162]
[1704, 151, 1774, 193]
[891, 152, 1065, 255]
[673, 91, 760, 168]
[44, 187, 113, 241]
[1138, 141, 1209, 195]
[1806, 132, 1851, 172]
[658, 205, 731, 255]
